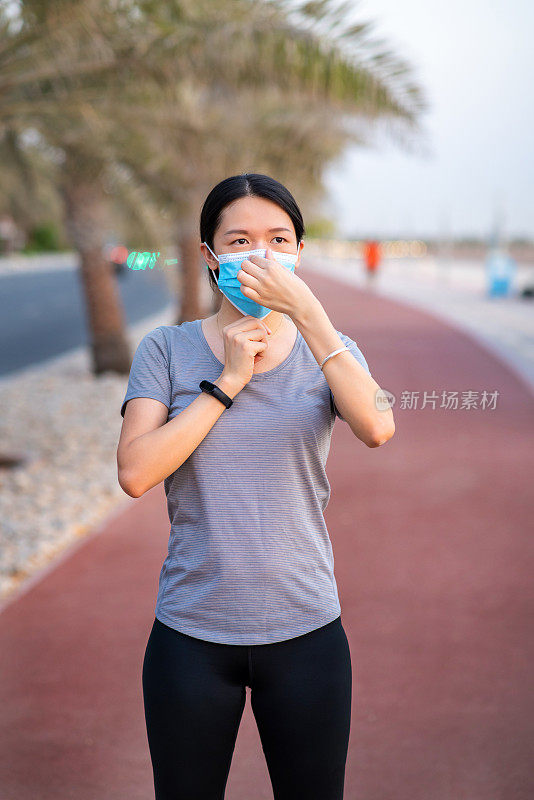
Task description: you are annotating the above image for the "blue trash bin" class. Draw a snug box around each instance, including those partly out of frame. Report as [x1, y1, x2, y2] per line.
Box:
[485, 250, 516, 297]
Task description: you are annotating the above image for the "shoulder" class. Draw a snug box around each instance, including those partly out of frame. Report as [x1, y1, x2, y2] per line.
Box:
[334, 329, 372, 376]
[134, 325, 168, 356]
[141, 320, 198, 351]
[334, 329, 361, 352]
[133, 321, 205, 376]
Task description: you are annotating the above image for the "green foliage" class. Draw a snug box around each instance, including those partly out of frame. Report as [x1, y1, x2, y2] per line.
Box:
[1, 0, 427, 260]
[22, 222, 65, 253]
[306, 217, 337, 238]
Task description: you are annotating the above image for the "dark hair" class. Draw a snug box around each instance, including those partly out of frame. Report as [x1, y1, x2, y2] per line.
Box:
[199, 173, 305, 292]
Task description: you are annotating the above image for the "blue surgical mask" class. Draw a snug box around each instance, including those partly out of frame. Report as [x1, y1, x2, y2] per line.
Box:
[202, 242, 300, 319]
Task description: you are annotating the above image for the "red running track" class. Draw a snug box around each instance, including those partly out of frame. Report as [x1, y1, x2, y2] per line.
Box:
[1, 266, 533, 799]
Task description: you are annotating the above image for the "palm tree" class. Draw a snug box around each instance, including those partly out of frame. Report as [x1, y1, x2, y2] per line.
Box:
[110, 0, 428, 323]
[0, 1, 161, 372]
[0, 0, 428, 365]
[93, 0, 428, 323]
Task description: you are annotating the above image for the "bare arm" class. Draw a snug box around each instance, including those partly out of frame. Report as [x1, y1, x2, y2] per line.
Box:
[117, 316, 271, 498]
[117, 373, 242, 498]
[293, 297, 395, 447]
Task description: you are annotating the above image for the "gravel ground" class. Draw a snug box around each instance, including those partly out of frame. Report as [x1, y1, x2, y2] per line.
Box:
[0, 302, 175, 604]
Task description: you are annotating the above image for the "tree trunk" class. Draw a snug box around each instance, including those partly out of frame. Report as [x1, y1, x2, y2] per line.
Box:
[61, 157, 131, 375]
[173, 187, 221, 324]
[175, 229, 202, 323]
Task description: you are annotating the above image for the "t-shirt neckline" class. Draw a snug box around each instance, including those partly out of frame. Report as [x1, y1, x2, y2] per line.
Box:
[194, 318, 303, 379]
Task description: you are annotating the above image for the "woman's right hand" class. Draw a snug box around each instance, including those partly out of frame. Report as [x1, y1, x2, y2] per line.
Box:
[219, 316, 271, 390]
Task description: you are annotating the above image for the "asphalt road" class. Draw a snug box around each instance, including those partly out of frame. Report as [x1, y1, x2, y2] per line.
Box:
[0, 265, 172, 377]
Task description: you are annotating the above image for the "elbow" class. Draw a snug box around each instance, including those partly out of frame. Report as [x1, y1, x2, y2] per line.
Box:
[118, 470, 144, 498]
[365, 421, 396, 448]
[117, 447, 145, 497]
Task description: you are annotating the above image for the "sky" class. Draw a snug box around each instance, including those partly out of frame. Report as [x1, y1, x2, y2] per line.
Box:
[323, 0, 534, 240]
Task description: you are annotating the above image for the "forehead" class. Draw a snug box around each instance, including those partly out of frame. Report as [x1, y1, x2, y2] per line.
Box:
[218, 196, 294, 236]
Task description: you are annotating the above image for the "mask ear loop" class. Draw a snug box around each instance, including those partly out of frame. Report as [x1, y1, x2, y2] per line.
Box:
[203, 242, 221, 288]
[203, 241, 220, 264]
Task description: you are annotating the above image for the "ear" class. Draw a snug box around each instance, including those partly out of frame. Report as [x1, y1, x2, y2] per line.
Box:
[295, 240, 303, 269]
[201, 243, 216, 267]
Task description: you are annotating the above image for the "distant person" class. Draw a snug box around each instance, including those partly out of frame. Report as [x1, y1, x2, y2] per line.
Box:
[363, 239, 381, 288]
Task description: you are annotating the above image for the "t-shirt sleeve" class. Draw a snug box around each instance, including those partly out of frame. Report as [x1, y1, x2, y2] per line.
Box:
[120, 326, 171, 418]
[329, 331, 372, 421]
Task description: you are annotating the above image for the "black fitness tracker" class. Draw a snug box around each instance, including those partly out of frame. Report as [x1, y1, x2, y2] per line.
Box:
[199, 380, 233, 409]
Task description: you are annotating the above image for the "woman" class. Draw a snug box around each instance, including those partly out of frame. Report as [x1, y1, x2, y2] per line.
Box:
[117, 173, 395, 799]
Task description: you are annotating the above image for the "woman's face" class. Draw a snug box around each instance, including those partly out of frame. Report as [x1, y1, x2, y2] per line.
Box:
[203, 195, 303, 268]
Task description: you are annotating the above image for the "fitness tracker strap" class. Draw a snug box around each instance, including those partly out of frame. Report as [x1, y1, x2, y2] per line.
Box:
[199, 380, 233, 409]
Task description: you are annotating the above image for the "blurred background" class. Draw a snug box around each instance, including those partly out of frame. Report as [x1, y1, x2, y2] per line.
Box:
[0, 1, 532, 798]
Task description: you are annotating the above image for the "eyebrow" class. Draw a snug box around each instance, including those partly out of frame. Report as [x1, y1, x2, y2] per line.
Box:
[223, 227, 292, 236]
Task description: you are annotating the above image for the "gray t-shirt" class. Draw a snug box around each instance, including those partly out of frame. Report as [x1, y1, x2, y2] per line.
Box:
[120, 318, 372, 644]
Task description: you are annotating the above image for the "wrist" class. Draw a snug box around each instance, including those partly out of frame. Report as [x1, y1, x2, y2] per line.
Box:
[291, 293, 324, 330]
[215, 372, 244, 398]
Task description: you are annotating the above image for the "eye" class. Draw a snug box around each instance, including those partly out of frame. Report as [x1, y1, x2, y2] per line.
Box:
[273, 236, 286, 243]
[231, 238, 248, 245]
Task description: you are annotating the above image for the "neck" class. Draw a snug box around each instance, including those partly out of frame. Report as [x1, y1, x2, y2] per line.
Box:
[216, 301, 285, 335]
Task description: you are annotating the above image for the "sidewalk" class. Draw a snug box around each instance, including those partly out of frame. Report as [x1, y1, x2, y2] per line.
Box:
[1, 264, 533, 800]
[305, 253, 534, 393]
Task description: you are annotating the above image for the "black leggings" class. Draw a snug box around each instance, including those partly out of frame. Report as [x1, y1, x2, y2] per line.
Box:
[142, 615, 352, 799]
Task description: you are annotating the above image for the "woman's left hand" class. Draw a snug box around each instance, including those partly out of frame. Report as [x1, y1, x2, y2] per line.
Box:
[237, 247, 315, 317]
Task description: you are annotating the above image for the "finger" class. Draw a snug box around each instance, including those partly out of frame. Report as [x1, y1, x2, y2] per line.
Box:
[245, 255, 270, 268]
[236, 267, 262, 292]
[239, 258, 266, 277]
[235, 328, 269, 342]
[250, 318, 273, 335]
[222, 316, 266, 333]
[239, 281, 262, 300]
[223, 318, 272, 338]
[240, 284, 265, 303]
